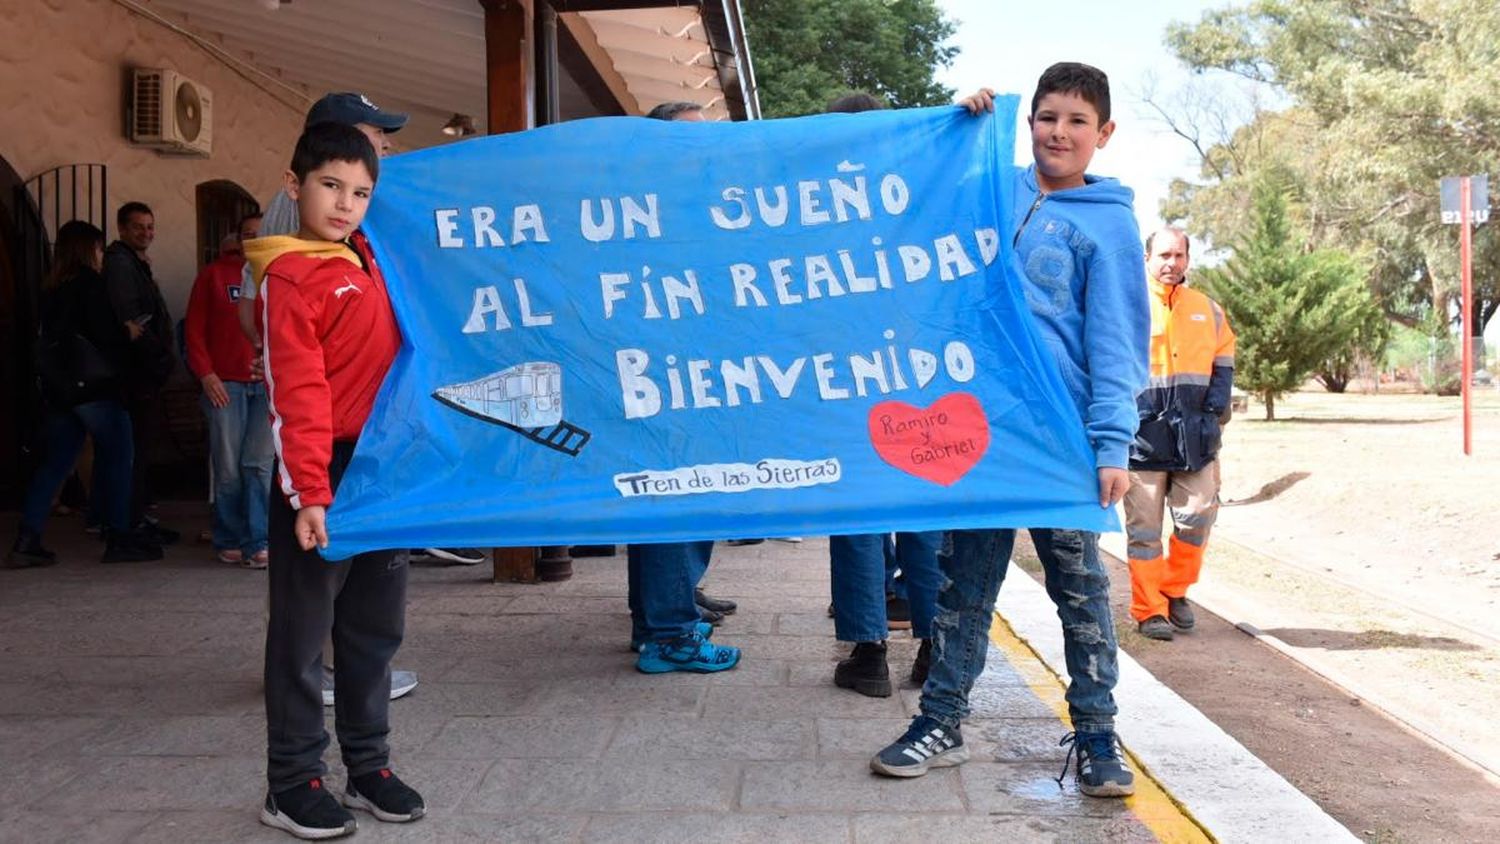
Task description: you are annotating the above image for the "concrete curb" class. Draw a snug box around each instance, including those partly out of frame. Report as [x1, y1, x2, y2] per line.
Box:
[995, 560, 1359, 844]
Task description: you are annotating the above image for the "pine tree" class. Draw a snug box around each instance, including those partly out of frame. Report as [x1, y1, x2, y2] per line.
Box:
[1198, 176, 1381, 419]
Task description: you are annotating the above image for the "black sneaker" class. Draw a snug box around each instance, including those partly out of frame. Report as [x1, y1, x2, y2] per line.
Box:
[886, 593, 912, 631]
[1138, 615, 1174, 640]
[694, 588, 737, 615]
[834, 641, 892, 698]
[870, 715, 969, 777]
[910, 638, 932, 685]
[7, 532, 58, 569]
[344, 768, 425, 823]
[1057, 730, 1135, 797]
[101, 530, 163, 564]
[260, 777, 357, 839]
[135, 520, 180, 546]
[1167, 596, 1195, 630]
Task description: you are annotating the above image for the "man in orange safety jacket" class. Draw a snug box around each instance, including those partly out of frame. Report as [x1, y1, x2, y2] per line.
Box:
[1125, 227, 1235, 641]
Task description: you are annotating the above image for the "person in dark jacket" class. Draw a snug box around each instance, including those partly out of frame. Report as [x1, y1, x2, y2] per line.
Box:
[8, 221, 163, 567]
[102, 201, 179, 545]
[1124, 227, 1236, 640]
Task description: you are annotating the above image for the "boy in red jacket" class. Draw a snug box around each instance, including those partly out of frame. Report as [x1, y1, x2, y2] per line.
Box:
[246, 122, 422, 840]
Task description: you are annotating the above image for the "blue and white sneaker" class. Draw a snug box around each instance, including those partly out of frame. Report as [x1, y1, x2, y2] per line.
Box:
[870, 715, 969, 777]
[1057, 730, 1135, 797]
[636, 630, 740, 674]
[631, 620, 713, 653]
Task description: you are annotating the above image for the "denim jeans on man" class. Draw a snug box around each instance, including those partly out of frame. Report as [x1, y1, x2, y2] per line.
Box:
[21, 400, 134, 536]
[203, 381, 274, 555]
[628, 541, 713, 642]
[920, 528, 1118, 733]
[831, 531, 943, 641]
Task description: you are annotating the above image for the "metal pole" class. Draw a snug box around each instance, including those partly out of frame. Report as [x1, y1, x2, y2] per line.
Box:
[1459, 176, 1473, 456]
[535, 3, 559, 126]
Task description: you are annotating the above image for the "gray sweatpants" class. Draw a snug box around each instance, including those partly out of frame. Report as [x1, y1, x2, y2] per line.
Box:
[263, 443, 407, 792]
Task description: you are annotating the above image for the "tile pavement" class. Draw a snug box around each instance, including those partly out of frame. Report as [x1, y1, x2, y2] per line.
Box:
[0, 508, 1174, 842]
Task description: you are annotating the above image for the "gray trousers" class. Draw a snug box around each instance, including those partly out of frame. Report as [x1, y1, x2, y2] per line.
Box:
[264, 443, 407, 791]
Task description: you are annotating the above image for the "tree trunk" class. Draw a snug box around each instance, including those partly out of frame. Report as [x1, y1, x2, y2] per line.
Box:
[1263, 390, 1276, 421]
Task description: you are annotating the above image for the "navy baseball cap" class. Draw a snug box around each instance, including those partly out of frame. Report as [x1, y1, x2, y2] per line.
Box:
[304, 93, 408, 133]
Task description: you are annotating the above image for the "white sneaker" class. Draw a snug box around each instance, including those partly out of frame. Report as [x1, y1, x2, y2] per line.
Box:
[321, 667, 420, 706]
[418, 547, 485, 565]
[391, 670, 419, 701]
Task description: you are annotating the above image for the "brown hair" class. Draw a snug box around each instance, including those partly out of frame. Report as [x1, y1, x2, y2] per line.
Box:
[46, 220, 105, 290]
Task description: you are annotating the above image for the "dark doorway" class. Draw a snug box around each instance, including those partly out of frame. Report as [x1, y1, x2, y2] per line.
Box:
[0, 158, 30, 507]
[195, 180, 259, 269]
[3, 161, 106, 506]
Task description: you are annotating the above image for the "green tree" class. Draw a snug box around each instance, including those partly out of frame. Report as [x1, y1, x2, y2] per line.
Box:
[1198, 176, 1381, 419]
[1315, 297, 1391, 393]
[1159, 0, 1500, 338]
[742, 0, 958, 118]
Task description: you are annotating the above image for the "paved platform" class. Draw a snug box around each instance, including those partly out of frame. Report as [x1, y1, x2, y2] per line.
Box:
[0, 506, 1351, 842]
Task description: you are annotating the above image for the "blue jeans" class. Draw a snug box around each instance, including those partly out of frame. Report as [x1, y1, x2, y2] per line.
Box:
[21, 400, 134, 536]
[627, 541, 714, 642]
[920, 528, 1118, 734]
[203, 381, 274, 554]
[830, 531, 942, 641]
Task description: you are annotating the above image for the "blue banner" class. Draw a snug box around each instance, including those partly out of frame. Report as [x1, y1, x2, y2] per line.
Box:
[322, 100, 1114, 558]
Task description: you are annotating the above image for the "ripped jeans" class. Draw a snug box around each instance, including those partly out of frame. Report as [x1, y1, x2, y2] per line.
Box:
[919, 528, 1118, 734]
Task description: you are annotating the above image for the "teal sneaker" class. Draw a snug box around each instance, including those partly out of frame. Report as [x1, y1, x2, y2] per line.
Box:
[631, 620, 713, 653]
[636, 630, 741, 674]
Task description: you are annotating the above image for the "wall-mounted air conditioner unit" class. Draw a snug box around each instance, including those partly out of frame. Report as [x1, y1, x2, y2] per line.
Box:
[129, 68, 213, 156]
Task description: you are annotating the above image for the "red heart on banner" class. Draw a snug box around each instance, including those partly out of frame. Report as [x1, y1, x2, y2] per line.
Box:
[867, 392, 990, 486]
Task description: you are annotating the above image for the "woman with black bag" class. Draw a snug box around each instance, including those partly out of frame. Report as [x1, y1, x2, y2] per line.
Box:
[8, 220, 162, 567]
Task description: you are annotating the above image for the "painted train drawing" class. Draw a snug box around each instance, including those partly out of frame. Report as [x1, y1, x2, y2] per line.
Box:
[432, 362, 590, 456]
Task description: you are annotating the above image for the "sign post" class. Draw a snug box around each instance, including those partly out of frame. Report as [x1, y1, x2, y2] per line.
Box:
[1460, 177, 1473, 456]
[1439, 174, 1489, 456]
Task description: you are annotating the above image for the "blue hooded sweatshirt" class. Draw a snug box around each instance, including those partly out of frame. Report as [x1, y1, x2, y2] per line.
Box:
[1009, 165, 1150, 469]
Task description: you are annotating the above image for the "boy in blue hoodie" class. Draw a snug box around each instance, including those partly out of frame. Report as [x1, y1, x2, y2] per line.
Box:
[869, 63, 1149, 798]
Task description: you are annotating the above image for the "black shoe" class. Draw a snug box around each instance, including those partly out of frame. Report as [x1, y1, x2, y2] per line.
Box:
[1058, 730, 1135, 797]
[834, 641, 891, 698]
[870, 715, 968, 777]
[827, 602, 835, 618]
[570, 544, 617, 557]
[343, 768, 425, 823]
[260, 777, 357, 839]
[101, 530, 163, 564]
[1167, 596, 1195, 630]
[910, 638, 932, 685]
[885, 593, 912, 631]
[1138, 615, 1174, 641]
[725, 538, 764, 546]
[694, 588, 737, 615]
[135, 520, 180, 546]
[7, 532, 58, 569]
[698, 606, 725, 626]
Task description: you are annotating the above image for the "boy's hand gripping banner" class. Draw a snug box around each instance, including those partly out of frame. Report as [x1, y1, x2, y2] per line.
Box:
[323, 100, 1114, 558]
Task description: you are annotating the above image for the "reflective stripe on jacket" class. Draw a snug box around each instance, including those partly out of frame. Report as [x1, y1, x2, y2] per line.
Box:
[1129, 279, 1235, 472]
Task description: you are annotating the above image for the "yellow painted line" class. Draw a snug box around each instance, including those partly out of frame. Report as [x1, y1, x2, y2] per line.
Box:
[987, 610, 1215, 844]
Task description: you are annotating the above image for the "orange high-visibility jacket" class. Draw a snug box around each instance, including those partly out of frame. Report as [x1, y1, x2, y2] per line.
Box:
[1129, 279, 1235, 472]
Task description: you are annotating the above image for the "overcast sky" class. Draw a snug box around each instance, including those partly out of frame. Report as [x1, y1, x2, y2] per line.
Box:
[933, 0, 1230, 238]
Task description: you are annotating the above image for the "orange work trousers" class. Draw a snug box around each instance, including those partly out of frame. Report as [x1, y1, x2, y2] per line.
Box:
[1123, 462, 1220, 622]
